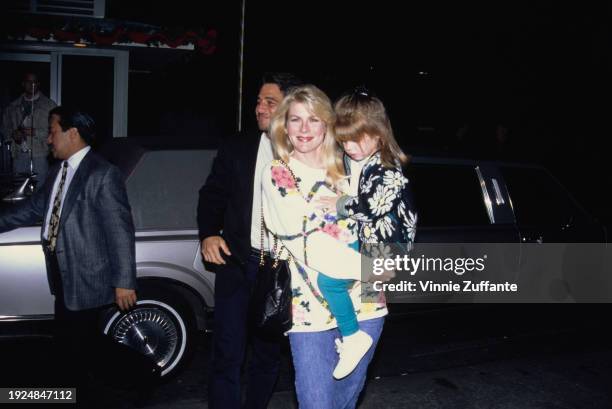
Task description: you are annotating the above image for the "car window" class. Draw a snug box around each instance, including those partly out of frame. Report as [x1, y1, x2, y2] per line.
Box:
[404, 163, 491, 227]
[501, 167, 588, 227]
[126, 150, 216, 230]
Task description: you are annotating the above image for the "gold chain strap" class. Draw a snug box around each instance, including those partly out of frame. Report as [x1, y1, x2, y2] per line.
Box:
[260, 211, 291, 268]
[259, 205, 269, 266]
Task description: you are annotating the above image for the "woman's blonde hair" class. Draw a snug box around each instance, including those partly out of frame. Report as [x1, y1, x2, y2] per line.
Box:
[334, 89, 408, 167]
[269, 85, 345, 188]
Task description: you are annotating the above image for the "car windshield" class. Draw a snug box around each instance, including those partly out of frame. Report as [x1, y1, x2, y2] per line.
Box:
[125, 149, 216, 231]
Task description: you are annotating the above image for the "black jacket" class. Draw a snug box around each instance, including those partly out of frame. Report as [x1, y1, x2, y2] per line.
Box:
[197, 130, 261, 296]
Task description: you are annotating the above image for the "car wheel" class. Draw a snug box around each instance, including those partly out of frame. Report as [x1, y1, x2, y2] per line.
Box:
[102, 292, 194, 378]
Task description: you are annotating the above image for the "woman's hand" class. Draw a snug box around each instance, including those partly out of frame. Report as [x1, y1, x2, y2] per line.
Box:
[314, 195, 340, 212]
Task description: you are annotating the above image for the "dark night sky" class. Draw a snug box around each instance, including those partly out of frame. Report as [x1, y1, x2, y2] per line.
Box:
[107, 0, 608, 221]
[0, 2, 608, 220]
[112, 1, 607, 138]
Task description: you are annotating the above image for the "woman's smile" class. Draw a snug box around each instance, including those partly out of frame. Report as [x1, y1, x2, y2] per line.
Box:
[296, 136, 314, 143]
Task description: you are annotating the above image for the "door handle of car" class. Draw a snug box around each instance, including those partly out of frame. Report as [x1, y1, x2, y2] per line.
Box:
[522, 234, 544, 244]
[561, 215, 574, 231]
[491, 178, 505, 205]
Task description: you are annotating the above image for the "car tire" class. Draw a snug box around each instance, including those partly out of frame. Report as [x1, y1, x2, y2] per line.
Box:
[102, 289, 195, 379]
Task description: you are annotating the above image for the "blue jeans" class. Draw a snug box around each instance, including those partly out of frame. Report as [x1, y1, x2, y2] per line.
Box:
[289, 317, 385, 409]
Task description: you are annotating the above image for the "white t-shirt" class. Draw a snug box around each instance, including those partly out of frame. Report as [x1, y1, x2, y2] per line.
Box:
[250, 133, 273, 250]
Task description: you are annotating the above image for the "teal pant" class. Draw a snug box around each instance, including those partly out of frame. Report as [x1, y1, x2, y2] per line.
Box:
[317, 273, 358, 336]
[317, 240, 360, 337]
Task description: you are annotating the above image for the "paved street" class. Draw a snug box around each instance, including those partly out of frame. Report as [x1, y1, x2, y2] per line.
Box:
[2, 305, 611, 408]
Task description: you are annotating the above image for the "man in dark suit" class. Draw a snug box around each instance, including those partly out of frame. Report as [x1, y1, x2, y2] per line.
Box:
[0, 106, 137, 397]
[198, 73, 302, 409]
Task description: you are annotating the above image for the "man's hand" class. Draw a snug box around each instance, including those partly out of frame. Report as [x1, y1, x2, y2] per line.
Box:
[115, 288, 137, 311]
[201, 236, 231, 265]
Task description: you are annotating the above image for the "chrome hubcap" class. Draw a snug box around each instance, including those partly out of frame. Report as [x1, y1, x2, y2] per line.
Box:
[111, 307, 179, 369]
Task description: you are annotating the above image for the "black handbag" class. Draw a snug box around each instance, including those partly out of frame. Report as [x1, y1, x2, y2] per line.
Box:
[249, 248, 292, 339]
[250, 160, 298, 339]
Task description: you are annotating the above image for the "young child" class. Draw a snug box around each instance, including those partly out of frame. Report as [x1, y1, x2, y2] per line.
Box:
[316, 88, 417, 379]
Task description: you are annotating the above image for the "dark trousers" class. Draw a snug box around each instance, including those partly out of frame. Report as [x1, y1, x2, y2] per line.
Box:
[47, 250, 105, 402]
[208, 250, 281, 409]
[54, 297, 106, 380]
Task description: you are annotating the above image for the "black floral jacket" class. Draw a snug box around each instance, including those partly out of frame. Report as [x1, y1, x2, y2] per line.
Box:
[337, 152, 417, 248]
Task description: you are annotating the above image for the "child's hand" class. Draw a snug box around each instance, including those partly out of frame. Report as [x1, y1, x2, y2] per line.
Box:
[365, 267, 395, 283]
[314, 195, 339, 211]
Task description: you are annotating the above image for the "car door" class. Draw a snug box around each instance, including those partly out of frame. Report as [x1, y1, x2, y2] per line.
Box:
[389, 159, 521, 310]
[499, 165, 606, 243]
[405, 159, 520, 244]
[0, 226, 54, 319]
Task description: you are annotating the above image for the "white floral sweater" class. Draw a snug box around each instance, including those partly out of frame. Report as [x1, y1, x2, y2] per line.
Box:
[262, 158, 388, 332]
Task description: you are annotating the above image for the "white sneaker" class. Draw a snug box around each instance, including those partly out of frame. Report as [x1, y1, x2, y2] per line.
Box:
[333, 330, 373, 379]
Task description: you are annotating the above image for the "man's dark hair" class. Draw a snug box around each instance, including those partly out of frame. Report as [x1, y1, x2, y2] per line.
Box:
[22, 71, 40, 82]
[49, 106, 96, 145]
[261, 72, 303, 95]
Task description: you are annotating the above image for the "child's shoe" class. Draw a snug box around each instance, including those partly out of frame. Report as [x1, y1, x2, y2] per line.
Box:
[333, 330, 373, 379]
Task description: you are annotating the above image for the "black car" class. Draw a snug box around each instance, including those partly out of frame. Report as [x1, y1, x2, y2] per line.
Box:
[406, 157, 606, 244]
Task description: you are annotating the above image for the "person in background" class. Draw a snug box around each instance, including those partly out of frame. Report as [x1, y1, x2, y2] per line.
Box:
[1, 72, 57, 186]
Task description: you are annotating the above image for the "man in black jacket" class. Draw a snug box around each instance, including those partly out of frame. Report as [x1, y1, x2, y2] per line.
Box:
[198, 73, 301, 409]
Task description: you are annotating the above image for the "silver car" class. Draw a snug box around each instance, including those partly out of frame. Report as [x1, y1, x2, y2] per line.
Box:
[0, 145, 218, 378]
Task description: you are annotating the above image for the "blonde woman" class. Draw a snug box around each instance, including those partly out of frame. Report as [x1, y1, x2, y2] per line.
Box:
[262, 85, 390, 408]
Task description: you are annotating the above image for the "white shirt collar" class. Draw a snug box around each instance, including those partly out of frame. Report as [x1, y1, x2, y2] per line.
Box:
[65, 145, 91, 170]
